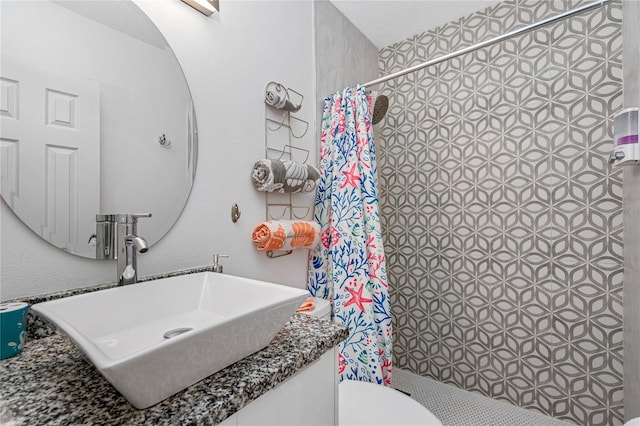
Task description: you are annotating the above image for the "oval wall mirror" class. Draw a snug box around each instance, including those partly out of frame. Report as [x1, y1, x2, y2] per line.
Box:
[0, 0, 197, 259]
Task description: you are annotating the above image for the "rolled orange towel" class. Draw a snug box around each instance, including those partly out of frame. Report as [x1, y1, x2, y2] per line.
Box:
[251, 220, 320, 251]
[296, 297, 315, 313]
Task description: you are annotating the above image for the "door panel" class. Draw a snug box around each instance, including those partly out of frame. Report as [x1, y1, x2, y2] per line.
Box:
[0, 58, 100, 257]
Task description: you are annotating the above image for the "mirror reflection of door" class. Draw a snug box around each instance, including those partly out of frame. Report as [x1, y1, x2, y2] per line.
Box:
[1, 59, 100, 257]
[1, 0, 198, 259]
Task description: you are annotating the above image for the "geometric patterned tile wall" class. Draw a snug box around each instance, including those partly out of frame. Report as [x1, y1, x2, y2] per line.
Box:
[376, 1, 624, 424]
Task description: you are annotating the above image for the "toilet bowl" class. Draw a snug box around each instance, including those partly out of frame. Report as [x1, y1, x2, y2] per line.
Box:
[302, 298, 443, 426]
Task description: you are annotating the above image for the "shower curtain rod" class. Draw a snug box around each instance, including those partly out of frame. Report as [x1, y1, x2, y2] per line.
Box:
[361, 0, 612, 88]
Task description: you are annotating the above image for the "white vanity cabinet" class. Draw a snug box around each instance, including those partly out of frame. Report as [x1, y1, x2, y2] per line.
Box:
[220, 347, 338, 426]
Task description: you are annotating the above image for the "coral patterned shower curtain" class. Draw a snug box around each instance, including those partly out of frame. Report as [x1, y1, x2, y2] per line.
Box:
[308, 86, 392, 385]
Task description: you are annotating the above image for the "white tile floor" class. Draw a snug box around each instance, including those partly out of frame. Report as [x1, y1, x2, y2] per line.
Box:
[392, 369, 574, 426]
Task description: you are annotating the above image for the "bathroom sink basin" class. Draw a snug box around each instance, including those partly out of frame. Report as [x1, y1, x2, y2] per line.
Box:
[31, 272, 309, 409]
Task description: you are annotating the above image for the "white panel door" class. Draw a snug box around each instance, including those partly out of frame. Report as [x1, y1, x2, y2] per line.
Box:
[0, 58, 100, 257]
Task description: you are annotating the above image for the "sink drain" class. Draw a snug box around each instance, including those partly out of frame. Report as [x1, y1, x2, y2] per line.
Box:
[163, 327, 193, 339]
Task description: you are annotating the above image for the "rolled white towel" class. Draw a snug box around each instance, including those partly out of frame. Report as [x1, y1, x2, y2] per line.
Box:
[252, 159, 320, 193]
[265, 83, 301, 112]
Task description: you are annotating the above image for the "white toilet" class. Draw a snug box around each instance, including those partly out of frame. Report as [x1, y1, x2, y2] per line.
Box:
[303, 298, 443, 426]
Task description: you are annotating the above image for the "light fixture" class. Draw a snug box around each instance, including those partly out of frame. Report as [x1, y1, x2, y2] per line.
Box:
[181, 0, 218, 16]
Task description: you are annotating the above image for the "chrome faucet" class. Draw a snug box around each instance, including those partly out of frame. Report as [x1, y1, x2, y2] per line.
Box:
[117, 213, 151, 285]
[96, 213, 151, 285]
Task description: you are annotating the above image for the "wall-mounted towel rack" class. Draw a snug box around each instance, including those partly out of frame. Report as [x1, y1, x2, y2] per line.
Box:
[261, 82, 312, 259]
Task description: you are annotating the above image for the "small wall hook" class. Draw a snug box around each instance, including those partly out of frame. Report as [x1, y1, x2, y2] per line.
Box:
[158, 134, 171, 147]
[231, 203, 241, 223]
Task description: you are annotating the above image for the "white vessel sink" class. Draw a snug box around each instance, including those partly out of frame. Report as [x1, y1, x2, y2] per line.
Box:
[31, 272, 309, 409]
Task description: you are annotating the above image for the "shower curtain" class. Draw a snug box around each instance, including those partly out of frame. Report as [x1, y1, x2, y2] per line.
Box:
[308, 86, 392, 385]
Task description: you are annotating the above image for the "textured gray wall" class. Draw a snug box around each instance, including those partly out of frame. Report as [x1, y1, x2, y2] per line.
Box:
[623, 0, 640, 421]
[314, 0, 378, 125]
[377, 1, 624, 425]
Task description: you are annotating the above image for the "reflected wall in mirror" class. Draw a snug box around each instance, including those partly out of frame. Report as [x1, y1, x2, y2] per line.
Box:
[0, 0, 197, 259]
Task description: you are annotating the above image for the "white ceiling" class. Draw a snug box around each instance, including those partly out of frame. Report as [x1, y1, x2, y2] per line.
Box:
[329, 0, 500, 49]
[53, 0, 169, 49]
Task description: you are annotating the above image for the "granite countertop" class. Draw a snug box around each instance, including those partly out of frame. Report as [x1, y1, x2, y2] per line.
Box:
[0, 313, 348, 426]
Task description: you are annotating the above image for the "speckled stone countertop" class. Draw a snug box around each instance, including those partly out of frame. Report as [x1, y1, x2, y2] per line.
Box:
[0, 267, 348, 425]
[0, 313, 348, 425]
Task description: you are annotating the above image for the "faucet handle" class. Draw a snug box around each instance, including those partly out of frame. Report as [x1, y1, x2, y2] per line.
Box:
[108, 213, 152, 224]
[212, 254, 229, 273]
